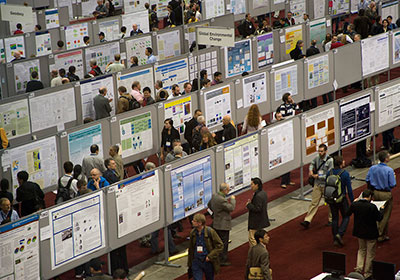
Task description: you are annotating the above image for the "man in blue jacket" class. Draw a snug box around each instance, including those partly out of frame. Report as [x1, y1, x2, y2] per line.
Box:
[87, 168, 110, 191]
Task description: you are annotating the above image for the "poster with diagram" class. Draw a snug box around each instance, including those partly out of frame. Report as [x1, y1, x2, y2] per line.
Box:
[274, 64, 298, 101]
[50, 50, 84, 80]
[361, 33, 389, 77]
[123, 0, 146, 13]
[157, 30, 181, 60]
[204, 85, 231, 128]
[204, 0, 224, 19]
[122, 11, 150, 35]
[68, 124, 103, 166]
[45, 9, 60, 29]
[117, 68, 155, 97]
[377, 83, 400, 128]
[230, 0, 246, 14]
[4, 36, 25, 63]
[285, 25, 303, 54]
[242, 72, 267, 108]
[307, 54, 329, 89]
[189, 50, 218, 82]
[305, 107, 335, 155]
[224, 39, 252, 78]
[310, 18, 327, 44]
[85, 42, 120, 73]
[14, 59, 40, 92]
[35, 32, 52, 57]
[119, 112, 153, 158]
[65, 23, 89, 50]
[164, 95, 192, 134]
[98, 19, 120, 42]
[392, 31, 400, 65]
[0, 99, 30, 139]
[0, 39, 5, 63]
[290, 0, 307, 23]
[257, 33, 274, 68]
[154, 58, 189, 93]
[330, 0, 349, 15]
[125, 36, 152, 66]
[268, 119, 294, 169]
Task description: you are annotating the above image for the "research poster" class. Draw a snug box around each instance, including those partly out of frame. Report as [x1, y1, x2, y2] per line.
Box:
[340, 94, 371, 146]
[58, 0, 74, 18]
[29, 87, 76, 132]
[274, 0, 285, 3]
[350, 0, 358, 13]
[274, 64, 298, 101]
[331, 0, 349, 15]
[378, 83, 400, 127]
[151, 0, 168, 17]
[253, 0, 268, 9]
[305, 107, 335, 155]
[0, 39, 5, 63]
[35, 32, 52, 57]
[0, 215, 40, 280]
[224, 39, 252, 78]
[98, 19, 120, 42]
[14, 59, 40, 92]
[204, 0, 224, 19]
[257, 33, 274, 68]
[9, 11, 37, 34]
[382, 2, 398, 23]
[125, 36, 152, 66]
[68, 124, 103, 166]
[204, 85, 231, 128]
[242, 72, 267, 108]
[224, 134, 259, 194]
[65, 23, 89, 50]
[80, 75, 115, 120]
[310, 18, 327, 44]
[3, 136, 59, 193]
[117, 68, 155, 98]
[116, 170, 160, 238]
[120, 112, 153, 158]
[4, 36, 25, 63]
[154, 58, 189, 93]
[122, 10, 150, 34]
[81, 0, 97, 16]
[45, 8, 60, 29]
[157, 30, 181, 60]
[171, 155, 213, 222]
[123, 0, 146, 14]
[361, 33, 389, 77]
[85, 42, 120, 73]
[0, 99, 30, 139]
[314, 0, 325, 18]
[50, 50, 84, 79]
[290, 0, 307, 23]
[230, 0, 246, 14]
[189, 50, 218, 82]
[307, 54, 329, 89]
[268, 119, 294, 169]
[285, 25, 303, 54]
[392, 31, 400, 65]
[164, 95, 192, 134]
[49, 191, 105, 270]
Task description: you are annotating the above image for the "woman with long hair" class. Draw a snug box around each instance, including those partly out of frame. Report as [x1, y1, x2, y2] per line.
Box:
[199, 131, 217, 150]
[160, 118, 180, 161]
[242, 104, 263, 134]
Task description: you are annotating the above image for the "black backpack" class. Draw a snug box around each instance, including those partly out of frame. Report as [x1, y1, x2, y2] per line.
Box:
[324, 170, 345, 204]
[192, 125, 203, 151]
[55, 177, 74, 204]
[120, 96, 140, 110]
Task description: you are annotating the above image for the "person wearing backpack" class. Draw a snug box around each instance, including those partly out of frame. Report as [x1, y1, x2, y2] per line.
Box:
[56, 161, 78, 204]
[117, 86, 138, 114]
[325, 155, 354, 247]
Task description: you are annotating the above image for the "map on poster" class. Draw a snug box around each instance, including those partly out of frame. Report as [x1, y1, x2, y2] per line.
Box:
[45, 8, 60, 29]
[125, 36, 152, 66]
[117, 68, 155, 98]
[290, 0, 307, 23]
[307, 54, 329, 89]
[224, 39, 252, 78]
[285, 25, 302, 54]
[50, 50, 84, 79]
[274, 64, 298, 101]
[340, 94, 371, 146]
[204, 0, 224, 19]
[392, 31, 400, 65]
[257, 33, 274, 68]
[242, 72, 267, 108]
[98, 19, 120, 42]
[120, 112, 153, 158]
[29, 87, 76, 132]
[122, 11, 150, 35]
[4, 36, 25, 63]
[154, 58, 189, 93]
[230, 0, 246, 15]
[378, 83, 400, 128]
[65, 23, 89, 50]
[305, 107, 335, 155]
[164, 95, 192, 134]
[224, 133, 259, 194]
[310, 18, 327, 44]
[68, 124, 103, 166]
[14, 59, 40, 92]
[49, 191, 105, 270]
[116, 170, 160, 238]
[157, 30, 181, 60]
[361, 33, 389, 77]
[189, 50, 218, 82]
[330, 0, 349, 15]
[0, 215, 40, 280]
[85, 42, 120, 73]
[35, 31, 52, 57]
[268, 119, 294, 169]
[171, 155, 213, 222]
[204, 85, 231, 128]
[0, 99, 30, 139]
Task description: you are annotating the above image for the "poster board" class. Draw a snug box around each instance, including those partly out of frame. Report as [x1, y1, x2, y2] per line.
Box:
[314, 0, 326, 18]
[381, 1, 398, 22]
[116, 66, 155, 98]
[121, 10, 150, 35]
[13, 59, 40, 93]
[224, 39, 252, 78]
[391, 30, 400, 68]
[98, 19, 120, 42]
[154, 57, 189, 94]
[45, 8, 60, 29]
[290, 0, 307, 24]
[334, 41, 362, 88]
[204, 0, 225, 19]
[0, 99, 30, 140]
[4, 36, 25, 63]
[81, 0, 97, 16]
[309, 18, 327, 44]
[230, 0, 246, 15]
[284, 25, 303, 55]
[330, 0, 350, 15]
[156, 29, 181, 60]
[375, 80, 400, 133]
[123, 0, 146, 14]
[202, 83, 232, 131]
[35, 31, 52, 57]
[49, 49, 84, 80]
[125, 35, 152, 66]
[188, 48, 219, 83]
[256, 33, 274, 68]
[84, 41, 120, 73]
[361, 32, 389, 77]
[64, 23, 89, 50]
[304, 52, 334, 100]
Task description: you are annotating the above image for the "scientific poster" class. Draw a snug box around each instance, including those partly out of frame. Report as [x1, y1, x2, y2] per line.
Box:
[361, 33, 389, 77]
[224, 39, 252, 78]
[50, 50, 84, 80]
[340, 94, 371, 146]
[81, 0, 97, 16]
[80, 75, 115, 120]
[224, 134, 259, 194]
[330, 0, 349, 15]
[164, 96, 192, 134]
[58, 0, 74, 18]
[117, 68, 154, 97]
[3, 136, 58, 193]
[392, 31, 400, 65]
[116, 170, 160, 238]
[125, 36, 152, 66]
[171, 155, 213, 222]
[378, 83, 400, 127]
[268, 119, 294, 169]
[49, 191, 105, 270]
[123, 0, 146, 13]
[68, 124, 103, 165]
[45, 8, 60, 29]
[285, 25, 303, 54]
[157, 30, 181, 60]
[84, 42, 120, 73]
[350, 0, 358, 13]
[14, 59, 40, 93]
[310, 18, 327, 44]
[64, 23, 89, 50]
[204, 0, 224, 19]
[98, 19, 120, 42]
[382, 2, 398, 23]
[253, 0, 269, 9]
[230, 0, 246, 14]
[257, 33, 274, 68]
[274, 64, 298, 101]
[0, 99, 30, 139]
[189, 50, 218, 82]
[4, 36, 25, 63]
[122, 11, 150, 35]
[150, 0, 169, 17]
[154, 58, 189, 93]
[314, 0, 325, 18]
[204, 85, 231, 128]
[120, 112, 153, 158]
[29, 87, 76, 132]
[0, 215, 40, 280]
[35, 32, 52, 57]
[290, 0, 307, 23]
[9, 11, 37, 34]
[242, 72, 267, 108]
[305, 107, 335, 155]
[0, 39, 5, 63]
[307, 54, 329, 89]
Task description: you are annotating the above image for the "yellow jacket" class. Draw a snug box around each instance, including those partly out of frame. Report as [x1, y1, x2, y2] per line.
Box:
[0, 128, 8, 149]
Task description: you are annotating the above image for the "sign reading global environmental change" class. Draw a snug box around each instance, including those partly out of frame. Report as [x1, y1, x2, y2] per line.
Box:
[196, 27, 235, 47]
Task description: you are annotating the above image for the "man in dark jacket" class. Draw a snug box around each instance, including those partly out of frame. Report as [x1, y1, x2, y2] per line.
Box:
[245, 229, 272, 280]
[93, 87, 112, 120]
[346, 189, 384, 279]
[184, 109, 202, 150]
[103, 158, 120, 184]
[25, 71, 44, 93]
[221, 115, 236, 143]
[290, 40, 305, 60]
[16, 171, 45, 216]
[242, 13, 255, 38]
[247, 177, 270, 247]
[353, 9, 372, 39]
[306, 40, 320, 57]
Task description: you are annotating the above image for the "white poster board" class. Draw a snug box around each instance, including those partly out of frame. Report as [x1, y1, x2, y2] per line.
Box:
[4, 36, 25, 63]
[164, 95, 192, 134]
[314, 0, 326, 18]
[84, 42, 120, 73]
[268, 119, 294, 169]
[125, 36, 152, 66]
[290, 0, 307, 23]
[230, 0, 246, 14]
[64, 23, 89, 50]
[253, 0, 268, 9]
[117, 68, 155, 97]
[381, 2, 398, 22]
[45, 9, 60, 29]
[0, 99, 30, 139]
[242, 72, 267, 108]
[50, 50, 84, 79]
[274, 64, 298, 102]
[157, 30, 181, 60]
[331, 0, 349, 15]
[189, 50, 218, 82]
[204, 84, 231, 128]
[204, 0, 225, 19]
[68, 124, 103, 166]
[123, 0, 146, 14]
[98, 19, 120, 42]
[378, 83, 400, 128]
[81, 0, 97, 16]
[122, 10, 150, 35]
[392, 31, 400, 65]
[154, 58, 189, 93]
[361, 33, 389, 77]
[307, 54, 329, 89]
[14, 59, 40, 92]
[35, 32, 52, 57]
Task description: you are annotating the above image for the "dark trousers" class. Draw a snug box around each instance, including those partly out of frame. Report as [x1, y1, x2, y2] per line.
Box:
[281, 172, 291, 185]
[110, 245, 128, 275]
[75, 262, 90, 276]
[310, 98, 318, 108]
[382, 129, 394, 150]
[215, 229, 229, 262]
[192, 258, 214, 280]
[151, 226, 176, 255]
[356, 139, 367, 158]
[322, 92, 333, 104]
[329, 198, 350, 240]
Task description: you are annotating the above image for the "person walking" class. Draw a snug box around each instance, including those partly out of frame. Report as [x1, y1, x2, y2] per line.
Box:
[245, 229, 272, 280]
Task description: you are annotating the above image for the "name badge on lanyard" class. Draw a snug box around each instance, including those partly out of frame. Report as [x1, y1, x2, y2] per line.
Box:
[197, 246, 204, 253]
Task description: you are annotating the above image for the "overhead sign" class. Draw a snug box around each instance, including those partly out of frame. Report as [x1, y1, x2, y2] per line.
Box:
[0, 4, 34, 24]
[196, 26, 235, 47]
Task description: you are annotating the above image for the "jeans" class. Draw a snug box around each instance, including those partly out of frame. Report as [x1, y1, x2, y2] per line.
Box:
[151, 227, 176, 255]
[192, 258, 214, 280]
[329, 198, 350, 240]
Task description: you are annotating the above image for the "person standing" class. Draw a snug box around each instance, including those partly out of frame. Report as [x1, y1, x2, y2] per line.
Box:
[221, 115, 237, 143]
[160, 119, 180, 161]
[145, 47, 157, 64]
[184, 109, 202, 151]
[365, 150, 396, 242]
[16, 171, 45, 216]
[245, 229, 272, 280]
[103, 158, 120, 184]
[109, 145, 124, 180]
[93, 87, 112, 120]
[247, 177, 270, 247]
[207, 183, 236, 266]
[82, 144, 106, 179]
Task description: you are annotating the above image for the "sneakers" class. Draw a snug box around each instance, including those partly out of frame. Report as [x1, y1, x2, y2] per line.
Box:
[289, 182, 295, 185]
[281, 184, 287, 189]
[300, 221, 310, 229]
[335, 234, 344, 247]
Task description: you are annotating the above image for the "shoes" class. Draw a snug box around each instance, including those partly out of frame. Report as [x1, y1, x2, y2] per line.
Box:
[281, 184, 287, 189]
[220, 262, 232, 266]
[326, 222, 332, 227]
[75, 274, 84, 279]
[300, 221, 310, 229]
[333, 240, 341, 247]
[377, 236, 390, 242]
[289, 182, 295, 185]
[228, 239, 232, 243]
[335, 234, 344, 246]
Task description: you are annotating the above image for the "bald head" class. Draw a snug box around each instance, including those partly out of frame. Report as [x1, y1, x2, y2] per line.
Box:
[13, 51, 21, 59]
[90, 168, 101, 180]
[222, 115, 231, 125]
[132, 24, 138, 31]
[219, 183, 230, 194]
